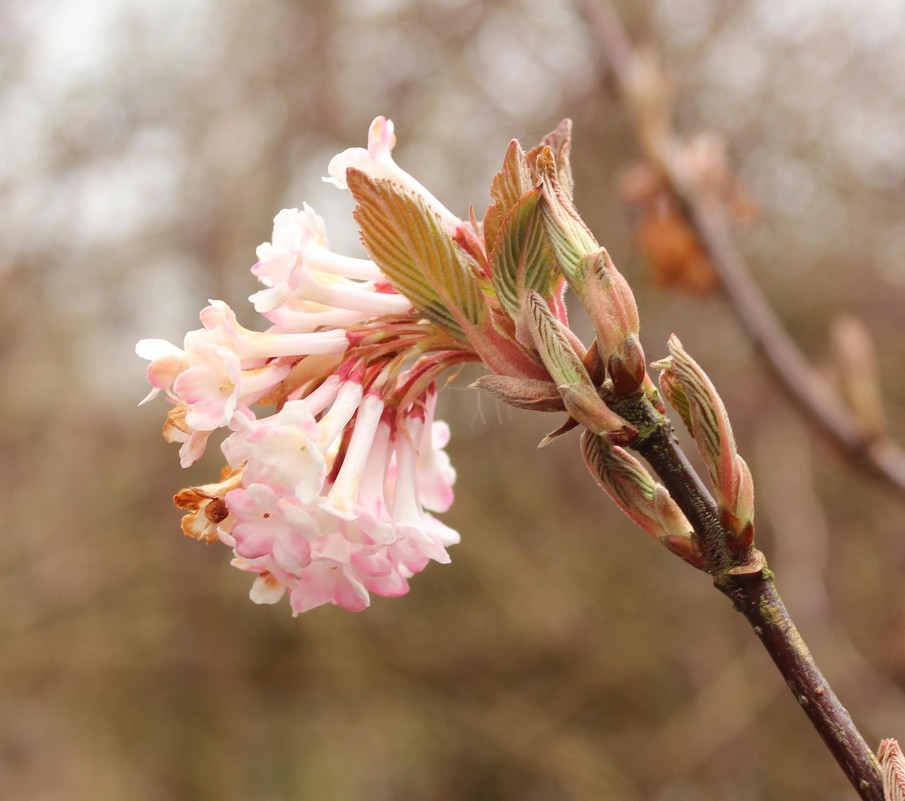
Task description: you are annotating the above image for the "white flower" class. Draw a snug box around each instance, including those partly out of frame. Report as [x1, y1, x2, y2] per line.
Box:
[250, 205, 410, 329]
[326, 116, 462, 236]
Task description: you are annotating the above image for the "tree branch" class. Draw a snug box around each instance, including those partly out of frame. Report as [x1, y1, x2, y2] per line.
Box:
[614, 393, 884, 800]
[715, 572, 883, 801]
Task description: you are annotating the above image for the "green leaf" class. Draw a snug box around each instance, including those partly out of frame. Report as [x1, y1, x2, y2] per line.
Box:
[538, 148, 598, 285]
[490, 188, 556, 317]
[348, 170, 486, 340]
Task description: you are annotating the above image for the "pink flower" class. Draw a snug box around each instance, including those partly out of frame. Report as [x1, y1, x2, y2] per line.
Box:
[387, 410, 455, 565]
[250, 205, 411, 330]
[215, 380, 460, 614]
[320, 391, 386, 520]
[194, 300, 350, 359]
[141, 116, 464, 616]
[226, 483, 316, 567]
[135, 339, 189, 404]
[288, 534, 371, 614]
[223, 399, 329, 503]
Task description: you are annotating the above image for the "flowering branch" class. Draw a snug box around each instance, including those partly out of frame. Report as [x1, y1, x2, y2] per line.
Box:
[138, 108, 893, 799]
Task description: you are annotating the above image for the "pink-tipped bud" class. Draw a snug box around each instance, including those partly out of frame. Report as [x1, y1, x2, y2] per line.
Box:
[581, 431, 701, 565]
[576, 249, 646, 395]
[608, 334, 648, 396]
[879, 738, 905, 801]
[659, 335, 755, 544]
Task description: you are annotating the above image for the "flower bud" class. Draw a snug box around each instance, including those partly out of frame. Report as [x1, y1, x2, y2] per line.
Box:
[879, 738, 905, 801]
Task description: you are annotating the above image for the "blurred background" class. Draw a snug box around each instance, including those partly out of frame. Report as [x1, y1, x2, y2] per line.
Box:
[2, 0, 905, 799]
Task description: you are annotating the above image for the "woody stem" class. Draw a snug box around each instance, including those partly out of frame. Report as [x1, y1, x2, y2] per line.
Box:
[611, 393, 882, 800]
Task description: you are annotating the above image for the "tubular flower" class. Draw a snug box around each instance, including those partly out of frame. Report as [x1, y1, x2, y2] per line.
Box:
[138, 119, 480, 614]
[325, 116, 462, 236]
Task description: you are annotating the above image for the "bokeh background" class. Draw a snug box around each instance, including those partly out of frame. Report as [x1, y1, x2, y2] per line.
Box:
[3, 0, 905, 799]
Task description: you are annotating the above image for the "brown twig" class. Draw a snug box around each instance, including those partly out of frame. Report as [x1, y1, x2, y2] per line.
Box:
[715, 571, 883, 801]
[574, 0, 905, 497]
[616, 394, 884, 800]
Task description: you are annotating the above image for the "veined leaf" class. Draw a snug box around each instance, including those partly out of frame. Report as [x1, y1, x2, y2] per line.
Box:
[524, 290, 587, 387]
[538, 147, 598, 285]
[483, 139, 533, 256]
[348, 170, 486, 340]
[490, 188, 556, 317]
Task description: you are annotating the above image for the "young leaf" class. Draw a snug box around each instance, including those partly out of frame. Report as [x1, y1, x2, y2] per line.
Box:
[527, 118, 574, 201]
[484, 139, 533, 256]
[490, 188, 556, 317]
[538, 147, 598, 285]
[348, 169, 486, 340]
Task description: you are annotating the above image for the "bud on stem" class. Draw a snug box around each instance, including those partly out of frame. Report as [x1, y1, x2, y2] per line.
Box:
[538, 149, 648, 395]
[581, 430, 703, 566]
[525, 291, 635, 442]
[578, 249, 646, 395]
[879, 739, 905, 801]
[656, 335, 755, 547]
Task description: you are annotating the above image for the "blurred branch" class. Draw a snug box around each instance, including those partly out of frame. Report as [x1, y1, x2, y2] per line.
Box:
[574, 0, 905, 498]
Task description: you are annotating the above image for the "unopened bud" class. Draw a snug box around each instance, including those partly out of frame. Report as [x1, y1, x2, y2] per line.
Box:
[581, 430, 701, 565]
[879, 738, 905, 801]
[717, 454, 755, 551]
[577, 249, 646, 395]
[831, 313, 887, 440]
[659, 335, 755, 542]
[608, 334, 648, 396]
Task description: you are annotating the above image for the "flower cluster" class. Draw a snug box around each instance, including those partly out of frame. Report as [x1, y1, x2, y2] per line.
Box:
[138, 119, 466, 614]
